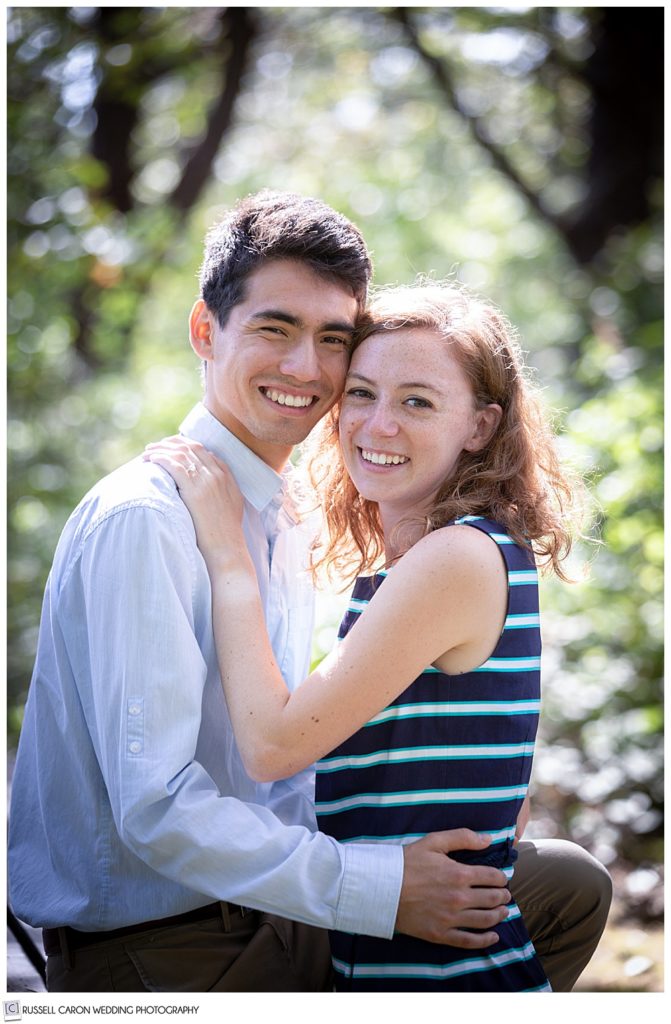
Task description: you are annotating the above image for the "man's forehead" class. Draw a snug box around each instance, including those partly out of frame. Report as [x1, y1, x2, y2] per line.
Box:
[239, 261, 359, 324]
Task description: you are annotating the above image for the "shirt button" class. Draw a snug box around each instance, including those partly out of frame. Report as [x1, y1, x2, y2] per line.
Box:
[129, 741, 142, 754]
[128, 704, 141, 716]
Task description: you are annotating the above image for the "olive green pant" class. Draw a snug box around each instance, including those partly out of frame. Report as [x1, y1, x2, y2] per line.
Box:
[46, 838, 612, 993]
[510, 839, 612, 991]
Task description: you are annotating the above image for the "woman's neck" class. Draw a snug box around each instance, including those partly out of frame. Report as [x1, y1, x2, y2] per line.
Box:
[381, 507, 430, 568]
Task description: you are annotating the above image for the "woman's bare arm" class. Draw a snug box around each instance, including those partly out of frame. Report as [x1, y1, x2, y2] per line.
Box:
[144, 437, 506, 781]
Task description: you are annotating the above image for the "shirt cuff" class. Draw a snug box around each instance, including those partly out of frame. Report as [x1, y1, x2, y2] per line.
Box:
[335, 841, 404, 939]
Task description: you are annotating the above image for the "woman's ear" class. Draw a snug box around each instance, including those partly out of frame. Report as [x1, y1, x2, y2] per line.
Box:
[464, 403, 503, 453]
[189, 300, 215, 360]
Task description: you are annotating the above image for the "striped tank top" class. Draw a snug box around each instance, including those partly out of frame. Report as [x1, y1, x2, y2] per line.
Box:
[315, 516, 551, 992]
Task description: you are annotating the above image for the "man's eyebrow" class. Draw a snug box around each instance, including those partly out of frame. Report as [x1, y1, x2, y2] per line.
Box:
[247, 310, 355, 334]
[346, 372, 443, 395]
[323, 321, 356, 335]
[247, 309, 302, 328]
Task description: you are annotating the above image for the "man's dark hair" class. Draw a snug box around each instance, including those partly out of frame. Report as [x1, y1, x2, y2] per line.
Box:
[199, 190, 373, 326]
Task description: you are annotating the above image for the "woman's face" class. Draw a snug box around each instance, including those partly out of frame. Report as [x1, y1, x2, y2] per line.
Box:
[339, 327, 496, 527]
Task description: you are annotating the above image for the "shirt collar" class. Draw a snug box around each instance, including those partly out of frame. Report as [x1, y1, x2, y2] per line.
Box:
[179, 403, 285, 513]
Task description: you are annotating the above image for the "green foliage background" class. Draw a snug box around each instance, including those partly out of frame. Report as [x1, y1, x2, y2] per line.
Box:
[7, 7, 663, 920]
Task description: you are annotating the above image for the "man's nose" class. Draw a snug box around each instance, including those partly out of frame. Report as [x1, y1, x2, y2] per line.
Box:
[278, 336, 321, 381]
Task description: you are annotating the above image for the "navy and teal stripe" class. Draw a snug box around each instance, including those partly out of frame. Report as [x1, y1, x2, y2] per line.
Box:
[364, 699, 540, 726]
[316, 783, 529, 816]
[317, 741, 535, 773]
[326, 823, 518, 846]
[332, 940, 543, 982]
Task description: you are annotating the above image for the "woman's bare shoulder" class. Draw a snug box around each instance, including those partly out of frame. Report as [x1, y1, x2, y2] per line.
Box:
[400, 522, 504, 577]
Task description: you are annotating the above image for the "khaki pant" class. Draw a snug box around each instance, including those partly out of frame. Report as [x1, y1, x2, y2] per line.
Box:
[46, 838, 612, 993]
[511, 839, 612, 992]
[46, 906, 333, 992]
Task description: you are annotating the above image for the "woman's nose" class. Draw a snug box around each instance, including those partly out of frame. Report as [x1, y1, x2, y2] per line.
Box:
[366, 402, 400, 437]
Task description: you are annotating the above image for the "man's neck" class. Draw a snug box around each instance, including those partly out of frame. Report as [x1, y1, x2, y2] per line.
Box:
[202, 399, 293, 474]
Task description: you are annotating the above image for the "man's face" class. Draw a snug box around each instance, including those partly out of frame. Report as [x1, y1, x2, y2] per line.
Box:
[190, 259, 358, 470]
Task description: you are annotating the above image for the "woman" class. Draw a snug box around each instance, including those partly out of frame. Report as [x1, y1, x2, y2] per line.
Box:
[145, 282, 583, 992]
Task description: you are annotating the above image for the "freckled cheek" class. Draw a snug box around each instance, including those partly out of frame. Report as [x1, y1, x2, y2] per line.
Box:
[338, 426, 352, 457]
[338, 416, 359, 460]
[414, 432, 453, 472]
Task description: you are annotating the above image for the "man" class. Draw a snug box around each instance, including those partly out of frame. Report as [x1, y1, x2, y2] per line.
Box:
[9, 191, 611, 992]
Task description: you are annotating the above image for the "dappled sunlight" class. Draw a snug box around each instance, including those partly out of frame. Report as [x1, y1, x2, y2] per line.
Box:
[7, 6, 663, 993]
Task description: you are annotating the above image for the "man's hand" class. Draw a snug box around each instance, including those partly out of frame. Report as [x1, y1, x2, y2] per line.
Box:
[396, 829, 510, 948]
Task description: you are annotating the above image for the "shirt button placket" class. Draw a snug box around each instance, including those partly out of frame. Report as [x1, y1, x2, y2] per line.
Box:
[127, 698, 144, 757]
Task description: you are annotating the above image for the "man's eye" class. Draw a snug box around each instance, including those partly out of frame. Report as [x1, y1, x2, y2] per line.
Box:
[323, 335, 351, 347]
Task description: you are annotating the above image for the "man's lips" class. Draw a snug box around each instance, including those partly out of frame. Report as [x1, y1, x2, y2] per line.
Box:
[260, 386, 318, 409]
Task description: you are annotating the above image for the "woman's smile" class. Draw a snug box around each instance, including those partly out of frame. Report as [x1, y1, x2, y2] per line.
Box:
[358, 447, 410, 467]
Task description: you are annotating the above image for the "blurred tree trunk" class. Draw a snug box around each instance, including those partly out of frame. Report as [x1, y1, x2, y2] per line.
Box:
[170, 9, 256, 213]
[395, 6, 663, 267]
[563, 7, 663, 263]
[92, 6, 256, 216]
[77, 6, 257, 364]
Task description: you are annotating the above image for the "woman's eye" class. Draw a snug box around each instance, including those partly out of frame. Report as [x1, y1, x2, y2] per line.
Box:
[345, 387, 374, 399]
[405, 396, 432, 409]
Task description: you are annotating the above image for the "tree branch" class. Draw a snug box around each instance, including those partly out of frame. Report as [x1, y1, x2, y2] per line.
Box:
[169, 7, 257, 214]
[392, 8, 561, 232]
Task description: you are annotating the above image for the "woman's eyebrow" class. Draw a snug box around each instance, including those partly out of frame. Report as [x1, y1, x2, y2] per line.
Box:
[400, 381, 444, 396]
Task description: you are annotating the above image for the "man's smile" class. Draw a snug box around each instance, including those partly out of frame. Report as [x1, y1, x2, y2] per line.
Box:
[261, 386, 318, 409]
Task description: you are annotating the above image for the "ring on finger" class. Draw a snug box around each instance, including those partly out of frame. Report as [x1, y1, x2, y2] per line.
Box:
[185, 461, 198, 478]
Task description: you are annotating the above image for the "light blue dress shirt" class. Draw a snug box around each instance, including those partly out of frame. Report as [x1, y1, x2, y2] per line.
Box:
[8, 404, 402, 937]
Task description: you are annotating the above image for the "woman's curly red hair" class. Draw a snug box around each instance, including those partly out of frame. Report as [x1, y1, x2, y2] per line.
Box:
[303, 282, 588, 586]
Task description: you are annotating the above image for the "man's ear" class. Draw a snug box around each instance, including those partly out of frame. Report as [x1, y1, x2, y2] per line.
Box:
[464, 403, 503, 453]
[189, 300, 215, 360]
